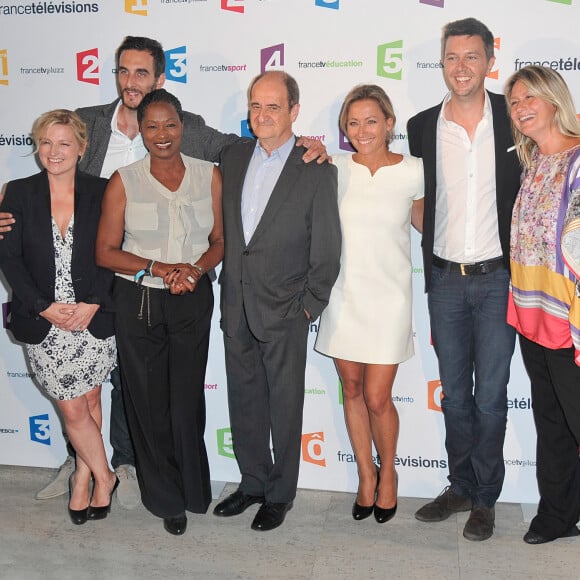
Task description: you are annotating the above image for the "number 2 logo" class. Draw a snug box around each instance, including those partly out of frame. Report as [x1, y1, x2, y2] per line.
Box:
[77, 48, 99, 85]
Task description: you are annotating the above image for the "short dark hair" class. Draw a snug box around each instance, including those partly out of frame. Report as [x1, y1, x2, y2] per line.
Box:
[248, 71, 300, 109]
[116, 36, 166, 79]
[441, 18, 495, 61]
[137, 89, 184, 125]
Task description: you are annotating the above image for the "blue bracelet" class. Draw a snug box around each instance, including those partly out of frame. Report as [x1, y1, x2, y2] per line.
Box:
[134, 269, 146, 285]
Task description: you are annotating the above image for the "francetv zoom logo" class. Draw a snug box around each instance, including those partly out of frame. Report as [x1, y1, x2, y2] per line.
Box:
[29, 413, 51, 446]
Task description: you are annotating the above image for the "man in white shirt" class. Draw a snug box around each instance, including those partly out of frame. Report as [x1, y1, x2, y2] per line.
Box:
[407, 18, 521, 542]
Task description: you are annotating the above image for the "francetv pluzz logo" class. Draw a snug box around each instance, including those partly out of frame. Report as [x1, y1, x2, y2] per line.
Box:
[377, 40, 403, 80]
[261, 44, 284, 73]
[125, 0, 147, 16]
[76, 48, 99, 85]
[302, 432, 326, 467]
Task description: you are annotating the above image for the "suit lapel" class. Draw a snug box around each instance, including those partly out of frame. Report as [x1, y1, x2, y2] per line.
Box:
[247, 145, 302, 247]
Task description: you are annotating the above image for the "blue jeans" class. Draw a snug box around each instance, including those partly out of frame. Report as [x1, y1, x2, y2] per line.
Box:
[428, 264, 515, 507]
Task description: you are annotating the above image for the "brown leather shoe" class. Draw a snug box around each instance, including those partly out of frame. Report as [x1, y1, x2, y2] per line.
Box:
[463, 506, 495, 541]
[415, 486, 472, 522]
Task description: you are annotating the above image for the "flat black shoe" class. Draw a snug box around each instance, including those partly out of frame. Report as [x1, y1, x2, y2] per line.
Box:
[352, 501, 374, 520]
[164, 513, 187, 535]
[524, 525, 580, 545]
[87, 475, 120, 521]
[213, 489, 265, 517]
[68, 474, 88, 525]
[251, 501, 293, 531]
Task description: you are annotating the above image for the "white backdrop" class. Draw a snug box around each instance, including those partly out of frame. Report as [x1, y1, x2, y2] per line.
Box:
[1, 0, 579, 504]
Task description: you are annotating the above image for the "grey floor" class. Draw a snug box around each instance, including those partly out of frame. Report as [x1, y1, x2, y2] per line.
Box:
[1, 466, 579, 580]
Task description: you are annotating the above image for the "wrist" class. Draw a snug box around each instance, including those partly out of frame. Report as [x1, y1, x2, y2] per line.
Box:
[192, 263, 205, 275]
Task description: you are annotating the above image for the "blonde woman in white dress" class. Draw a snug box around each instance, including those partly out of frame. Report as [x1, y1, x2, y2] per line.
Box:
[316, 85, 423, 523]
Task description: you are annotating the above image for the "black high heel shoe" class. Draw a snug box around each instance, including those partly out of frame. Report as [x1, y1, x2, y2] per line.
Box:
[352, 465, 379, 521]
[87, 475, 120, 521]
[374, 470, 398, 524]
[68, 474, 89, 525]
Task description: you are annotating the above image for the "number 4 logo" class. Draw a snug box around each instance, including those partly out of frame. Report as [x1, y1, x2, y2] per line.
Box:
[261, 44, 284, 73]
[377, 40, 403, 80]
[77, 48, 99, 85]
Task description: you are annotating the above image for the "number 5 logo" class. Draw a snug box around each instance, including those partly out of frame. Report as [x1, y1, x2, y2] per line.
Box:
[29, 414, 51, 446]
[77, 48, 99, 85]
[377, 40, 403, 80]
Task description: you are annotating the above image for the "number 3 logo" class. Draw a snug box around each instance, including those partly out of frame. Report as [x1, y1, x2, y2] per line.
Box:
[29, 414, 51, 446]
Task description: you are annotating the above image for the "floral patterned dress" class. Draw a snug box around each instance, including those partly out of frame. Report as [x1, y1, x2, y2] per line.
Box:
[26, 216, 116, 400]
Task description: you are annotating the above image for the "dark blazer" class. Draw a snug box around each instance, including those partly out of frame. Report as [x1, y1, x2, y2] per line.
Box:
[0, 170, 114, 344]
[76, 99, 244, 175]
[407, 90, 521, 291]
[219, 140, 341, 341]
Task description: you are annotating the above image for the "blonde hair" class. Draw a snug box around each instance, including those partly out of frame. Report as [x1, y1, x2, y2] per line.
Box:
[31, 109, 88, 154]
[339, 84, 396, 145]
[505, 66, 580, 168]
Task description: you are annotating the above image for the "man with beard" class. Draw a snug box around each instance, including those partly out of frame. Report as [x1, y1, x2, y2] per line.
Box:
[0, 36, 325, 509]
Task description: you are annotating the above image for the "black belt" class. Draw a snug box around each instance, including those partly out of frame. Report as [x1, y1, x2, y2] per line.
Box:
[432, 255, 505, 276]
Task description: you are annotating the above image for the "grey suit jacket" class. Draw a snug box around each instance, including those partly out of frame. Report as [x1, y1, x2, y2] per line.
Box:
[219, 140, 341, 341]
[407, 90, 521, 292]
[76, 99, 244, 176]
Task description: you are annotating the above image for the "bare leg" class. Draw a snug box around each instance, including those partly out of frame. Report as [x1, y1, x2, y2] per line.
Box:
[56, 386, 116, 509]
[364, 364, 399, 509]
[336, 359, 377, 507]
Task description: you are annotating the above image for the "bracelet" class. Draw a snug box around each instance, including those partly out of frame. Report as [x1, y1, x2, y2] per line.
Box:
[192, 263, 205, 275]
[146, 259, 155, 277]
[134, 269, 146, 286]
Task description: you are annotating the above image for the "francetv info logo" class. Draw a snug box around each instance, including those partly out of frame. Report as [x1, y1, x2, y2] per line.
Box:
[125, 0, 147, 16]
[261, 44, 284, 73]
[302, 432, 326, 467]
[377, 40, 403, 80]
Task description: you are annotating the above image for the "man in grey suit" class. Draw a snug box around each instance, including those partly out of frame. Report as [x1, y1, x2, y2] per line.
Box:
[213, 71, 341, 531]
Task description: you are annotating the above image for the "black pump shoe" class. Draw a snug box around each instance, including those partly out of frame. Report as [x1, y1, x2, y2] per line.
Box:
[68, 474, 89, 525]
[374, 470, 398, 524]
[87, 476, 120, 521]
[352, 464, 380, 521]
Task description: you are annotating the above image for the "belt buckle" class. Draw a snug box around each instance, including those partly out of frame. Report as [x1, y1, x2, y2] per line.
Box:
[460, 263, 467, 276]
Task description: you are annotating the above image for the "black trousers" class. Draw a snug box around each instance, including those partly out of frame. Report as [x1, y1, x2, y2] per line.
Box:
[113, 276, 213, 518]
[223, 306, 310, 503]
[519, 334, 580, 539]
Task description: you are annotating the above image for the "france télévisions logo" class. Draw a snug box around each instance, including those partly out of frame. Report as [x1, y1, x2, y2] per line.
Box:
[302, 432, 326, 467]
[0, 49, 8, 86]
[77, 48, 99, 85]
[377, 40, 403, 80]
[420, 0, 444, 6]
[29, 414, 51, 446]
[125, 0, 147, 16]
[165, 46, 187, 84]
[315, 0, 339, 8]
[221, 0, 244, 13]
[261, 43, 284, 73]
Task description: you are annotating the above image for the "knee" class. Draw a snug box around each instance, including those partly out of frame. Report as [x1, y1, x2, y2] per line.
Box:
[365, 392, 393, 416]
[341, 377, 364, 401]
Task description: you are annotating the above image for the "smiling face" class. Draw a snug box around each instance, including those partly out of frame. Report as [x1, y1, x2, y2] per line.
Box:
[38, 123, 85, 177]
[442, 34, 494, 101]
[249, 74, 299, 153]
[139, 101, 183, 158]
[345, 98, 393, 155]
[509, 79, 557, 143]
[117, 49, 165, 111]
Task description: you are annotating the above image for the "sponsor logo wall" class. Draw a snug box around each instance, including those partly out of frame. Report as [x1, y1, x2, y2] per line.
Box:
[1, 0, 579, 504]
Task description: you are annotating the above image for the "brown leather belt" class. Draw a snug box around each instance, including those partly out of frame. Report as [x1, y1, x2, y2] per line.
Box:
[432, 255, 505, 276]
